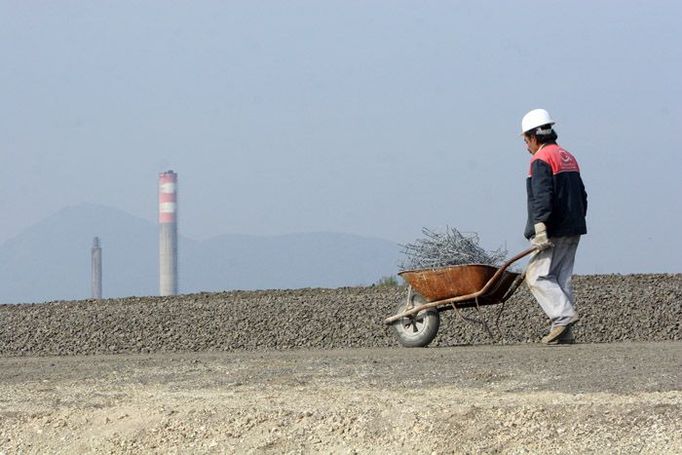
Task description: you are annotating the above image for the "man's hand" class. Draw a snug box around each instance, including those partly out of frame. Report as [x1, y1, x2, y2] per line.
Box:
[532, 222, 553, 251]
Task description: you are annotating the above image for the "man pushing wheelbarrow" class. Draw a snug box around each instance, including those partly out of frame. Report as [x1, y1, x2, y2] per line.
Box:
[520, 108, 588, 345]
[386, 109, 587, 346]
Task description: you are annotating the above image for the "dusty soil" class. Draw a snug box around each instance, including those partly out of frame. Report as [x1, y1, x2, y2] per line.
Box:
[0, 342, 680, 454]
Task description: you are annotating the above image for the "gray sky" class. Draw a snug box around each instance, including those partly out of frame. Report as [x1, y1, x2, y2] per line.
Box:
[1, 1, 680, 274]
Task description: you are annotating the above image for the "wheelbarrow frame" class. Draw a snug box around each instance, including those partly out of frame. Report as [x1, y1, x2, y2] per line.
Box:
[384, 246, 539, 326]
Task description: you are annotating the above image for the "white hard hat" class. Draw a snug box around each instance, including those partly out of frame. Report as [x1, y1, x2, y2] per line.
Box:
[521, 108, 555, 134]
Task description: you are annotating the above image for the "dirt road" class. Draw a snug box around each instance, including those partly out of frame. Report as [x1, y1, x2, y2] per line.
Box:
[1, 342, 680, 454]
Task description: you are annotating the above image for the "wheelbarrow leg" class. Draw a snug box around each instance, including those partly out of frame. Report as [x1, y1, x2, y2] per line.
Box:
[493, 299, 507, 342]
[449, 297, 504, 344]
[473, 297, 497, 342]
[492, 253, 538, 343]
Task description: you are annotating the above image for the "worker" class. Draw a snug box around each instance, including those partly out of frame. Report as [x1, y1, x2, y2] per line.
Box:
[521, 108, 588, 345]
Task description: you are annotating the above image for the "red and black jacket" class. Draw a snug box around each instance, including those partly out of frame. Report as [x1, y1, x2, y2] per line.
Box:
[525, 143, 588, 239]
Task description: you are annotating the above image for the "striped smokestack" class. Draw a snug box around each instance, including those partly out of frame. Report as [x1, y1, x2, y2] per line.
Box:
[159, 170, 178, 296]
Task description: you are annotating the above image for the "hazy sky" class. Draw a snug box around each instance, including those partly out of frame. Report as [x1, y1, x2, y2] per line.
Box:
[1, 1, 680, 274]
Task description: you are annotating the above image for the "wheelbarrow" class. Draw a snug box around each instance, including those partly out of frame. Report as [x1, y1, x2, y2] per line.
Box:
[384, 246, 540, 347]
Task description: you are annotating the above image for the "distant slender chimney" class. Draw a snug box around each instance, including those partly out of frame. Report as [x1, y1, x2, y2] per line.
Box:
[159, 171, 178, 296]
[91, 237, 102, 299]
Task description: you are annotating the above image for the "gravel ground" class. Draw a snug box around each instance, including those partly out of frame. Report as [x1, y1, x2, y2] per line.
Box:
[0, 274, 679, 454]
[0, 342, 680, 454]
[0, 274, 680, 356]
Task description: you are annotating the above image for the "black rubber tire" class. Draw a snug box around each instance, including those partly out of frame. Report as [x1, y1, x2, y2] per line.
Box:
[391, 292, 440, 348]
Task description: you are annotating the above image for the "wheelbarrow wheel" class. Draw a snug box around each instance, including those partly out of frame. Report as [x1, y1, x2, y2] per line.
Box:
[391, 292, 440, 348]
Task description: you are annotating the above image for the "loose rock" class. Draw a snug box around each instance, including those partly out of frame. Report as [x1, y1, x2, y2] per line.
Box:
[0, 274, 679, 356]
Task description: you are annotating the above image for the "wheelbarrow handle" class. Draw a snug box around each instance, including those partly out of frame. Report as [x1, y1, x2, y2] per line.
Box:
[498, 245, 544, 298]
[498, 246, 541, 272]
[467, 246, 539, 302]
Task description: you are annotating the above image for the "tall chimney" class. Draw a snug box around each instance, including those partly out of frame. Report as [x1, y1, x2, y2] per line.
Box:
[91, 237, 102, 299]
[159, 170, 178, 296]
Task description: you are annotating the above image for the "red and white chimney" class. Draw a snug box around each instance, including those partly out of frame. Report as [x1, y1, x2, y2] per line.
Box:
[159, 171, 178, 296]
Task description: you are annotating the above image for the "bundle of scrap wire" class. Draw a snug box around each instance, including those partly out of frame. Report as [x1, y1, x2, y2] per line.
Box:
[399, 226, 507, 270]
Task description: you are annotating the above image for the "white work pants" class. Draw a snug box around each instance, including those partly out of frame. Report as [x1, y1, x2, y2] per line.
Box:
[526, 236, 580, 329]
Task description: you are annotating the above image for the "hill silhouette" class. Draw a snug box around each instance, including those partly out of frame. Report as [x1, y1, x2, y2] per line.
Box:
[0, 204, 400, 304]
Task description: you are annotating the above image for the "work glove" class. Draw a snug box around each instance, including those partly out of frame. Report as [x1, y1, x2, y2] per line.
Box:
[531, 222, 553, 251]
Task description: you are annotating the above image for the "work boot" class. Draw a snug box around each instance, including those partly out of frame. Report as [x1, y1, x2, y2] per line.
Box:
[541, 325, 566, 344]
[558, 324, 575, 344]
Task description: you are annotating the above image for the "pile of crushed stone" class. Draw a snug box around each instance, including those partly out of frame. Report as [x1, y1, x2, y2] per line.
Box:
[0, 274, 680, 356]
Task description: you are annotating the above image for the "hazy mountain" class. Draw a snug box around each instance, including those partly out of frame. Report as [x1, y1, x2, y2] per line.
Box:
[0, 204, 400, 304]
[184, 231, 400, 292]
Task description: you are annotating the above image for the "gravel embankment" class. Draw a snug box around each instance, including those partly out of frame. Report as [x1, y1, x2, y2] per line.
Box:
[1, 274, 680, 356]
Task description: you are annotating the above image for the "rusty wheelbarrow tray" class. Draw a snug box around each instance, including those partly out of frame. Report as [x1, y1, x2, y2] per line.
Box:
[384, 246, 539, 347]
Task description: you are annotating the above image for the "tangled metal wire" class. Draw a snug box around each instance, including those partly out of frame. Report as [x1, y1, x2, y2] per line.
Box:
[399, 226, 507, 271]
